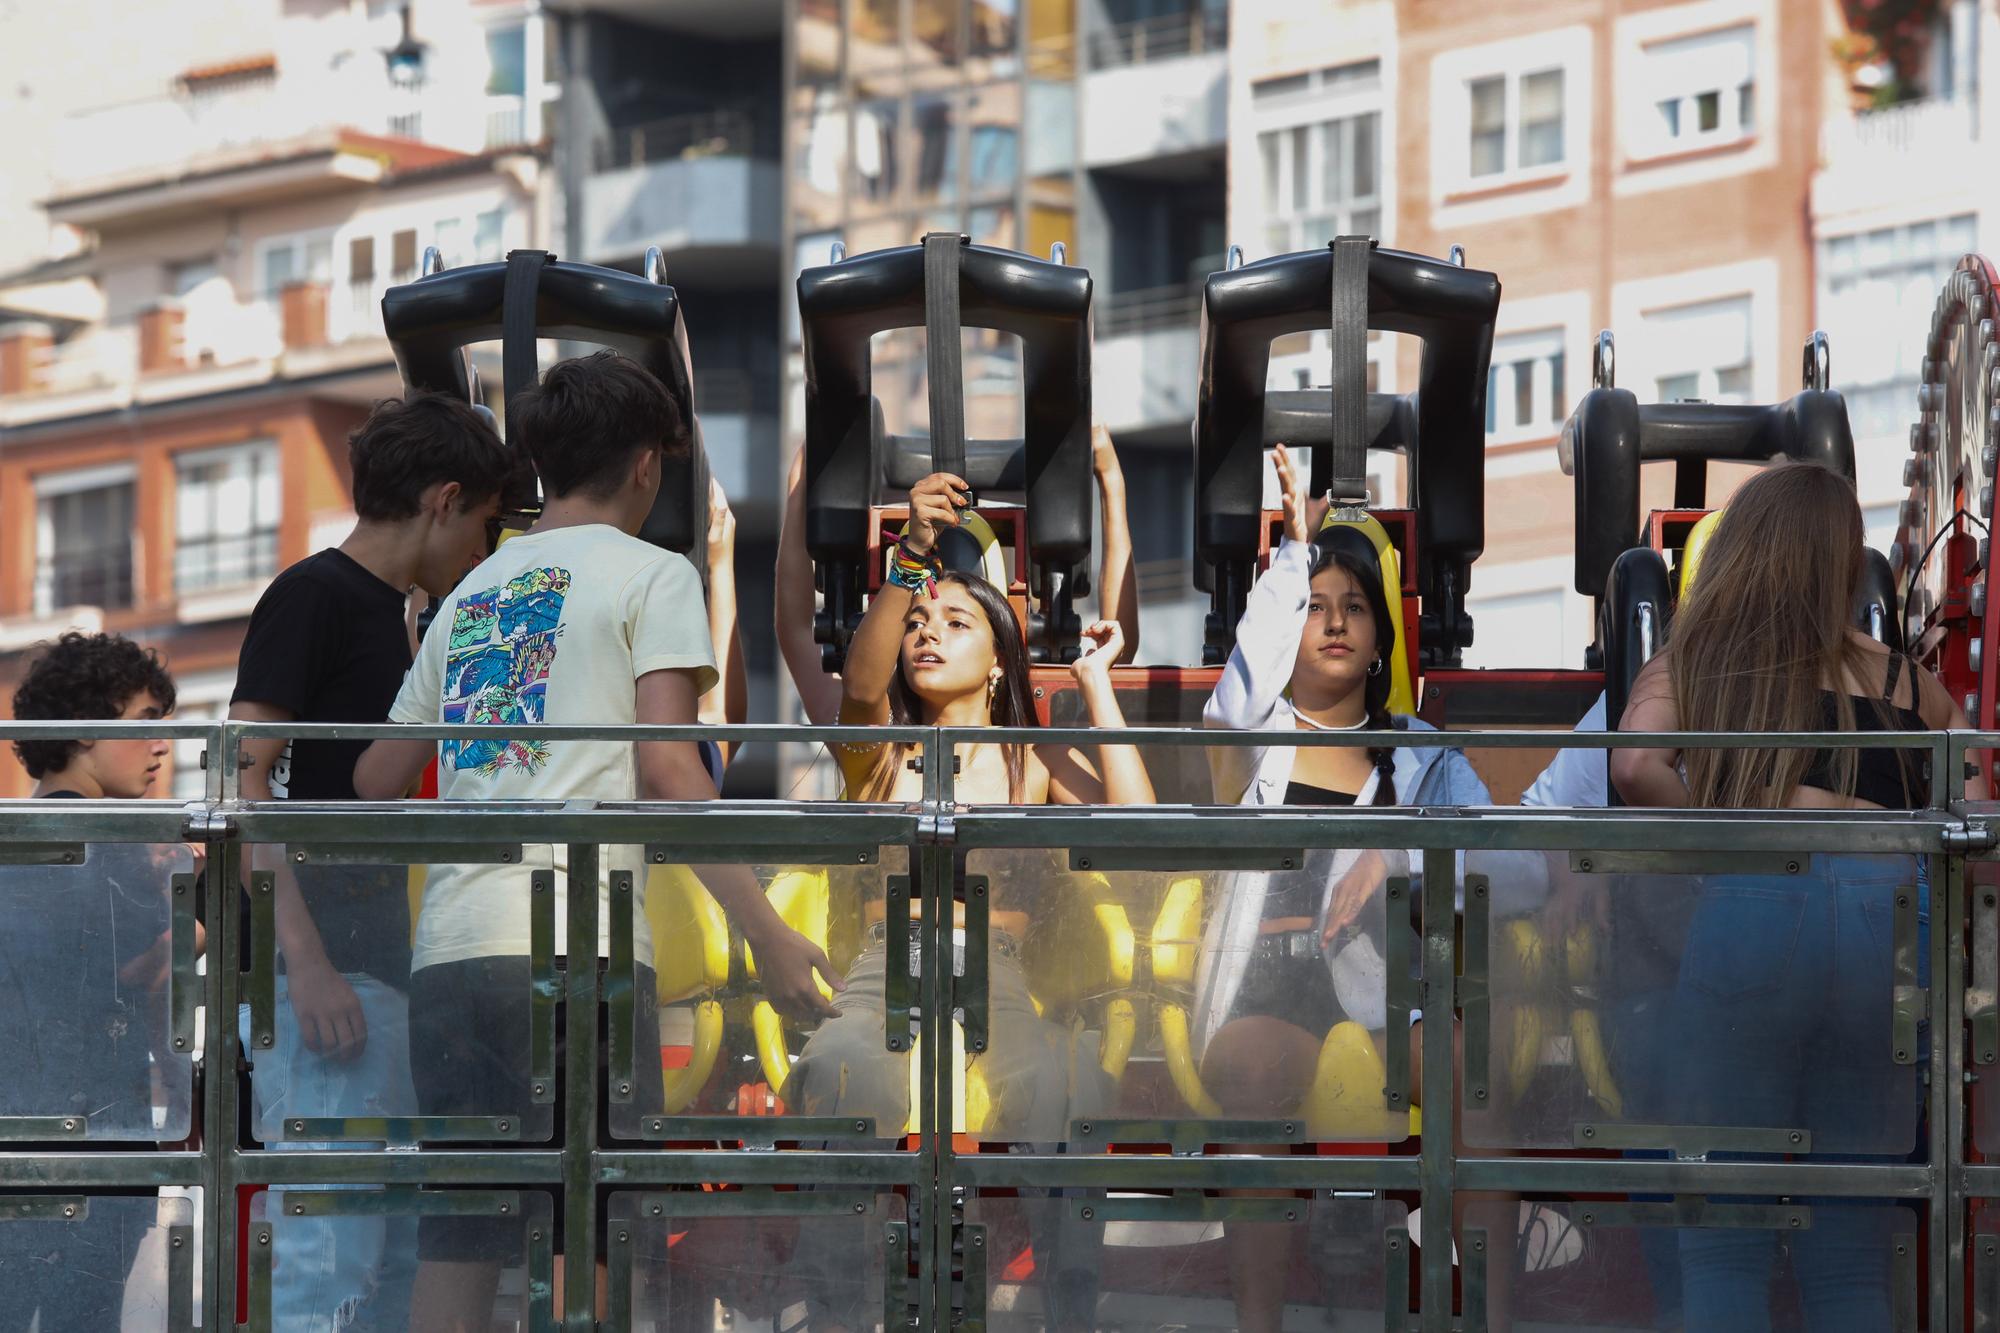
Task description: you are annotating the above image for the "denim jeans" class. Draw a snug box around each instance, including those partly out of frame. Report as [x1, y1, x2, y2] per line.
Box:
[1671, 854, 1922, 1332]
[241, 974, 419, 1333]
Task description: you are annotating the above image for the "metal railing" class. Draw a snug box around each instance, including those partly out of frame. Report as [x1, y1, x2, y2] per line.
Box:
[1097, 282, 1203, 337]
[1821, 95, 1978, 171]
[2, 717, 1995, 1330]
[1086, 8, 1229, 71]
[595, 109, 764, 173]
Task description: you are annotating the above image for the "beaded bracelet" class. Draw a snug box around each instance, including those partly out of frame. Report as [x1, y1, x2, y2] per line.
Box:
[887, 538, 941, 598]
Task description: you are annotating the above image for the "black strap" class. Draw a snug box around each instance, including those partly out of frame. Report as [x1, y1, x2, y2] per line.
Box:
[1883, 651, 1905, 708]
[923, 233, 967, 483]
[501, 249, 551, 470]
[1327, 236, 1372, 506]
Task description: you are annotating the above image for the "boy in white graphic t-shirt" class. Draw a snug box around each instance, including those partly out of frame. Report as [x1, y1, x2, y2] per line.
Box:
[355, 351, 840, 1324]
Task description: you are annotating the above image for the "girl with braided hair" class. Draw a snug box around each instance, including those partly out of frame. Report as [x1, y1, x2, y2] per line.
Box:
[1199, 444, 1516, 1333]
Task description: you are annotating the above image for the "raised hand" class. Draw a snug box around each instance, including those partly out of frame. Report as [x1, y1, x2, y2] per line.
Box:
[1274, 444, 1328, 545]
[1071, 620, 1124, 685]
[906, 472, 971, 556]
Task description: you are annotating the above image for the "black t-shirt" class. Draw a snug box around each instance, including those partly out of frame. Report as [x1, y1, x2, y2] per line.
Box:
[233, 549, 414, 989]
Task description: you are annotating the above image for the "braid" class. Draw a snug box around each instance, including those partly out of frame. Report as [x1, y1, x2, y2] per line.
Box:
[1366, 692, 1397, 806]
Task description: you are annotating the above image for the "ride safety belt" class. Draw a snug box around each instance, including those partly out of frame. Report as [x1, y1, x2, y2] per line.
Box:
[1327, 235, 1374, 509]
[923, 232, 969, 488]
[501, 248, 552, 511]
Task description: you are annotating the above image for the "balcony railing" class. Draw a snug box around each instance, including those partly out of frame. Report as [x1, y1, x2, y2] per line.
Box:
[174, 529, 280, 596]
[1097, 283, 1202, 337]
[1821, 95, 1976, 173]
[486, 94, 530, 149]
[596, 110, 764, 173]
[1086, 9, 1228, 71]
[34, 547, 134, 615]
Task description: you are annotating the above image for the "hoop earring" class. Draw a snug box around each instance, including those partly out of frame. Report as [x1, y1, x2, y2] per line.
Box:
[1368, 656, 1384, 677]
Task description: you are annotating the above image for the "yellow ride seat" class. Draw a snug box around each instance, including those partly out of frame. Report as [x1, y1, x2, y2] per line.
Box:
[645, 863, 733, 1113]
[1152, 874, 1416, 1139]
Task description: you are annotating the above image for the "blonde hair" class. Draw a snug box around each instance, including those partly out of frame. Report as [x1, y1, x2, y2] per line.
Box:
[1664, 463, 1878, 808]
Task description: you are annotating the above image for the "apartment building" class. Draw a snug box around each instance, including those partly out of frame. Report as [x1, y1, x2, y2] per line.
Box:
[1226, 0, 1994, 673]
[0, 0, 551, 797]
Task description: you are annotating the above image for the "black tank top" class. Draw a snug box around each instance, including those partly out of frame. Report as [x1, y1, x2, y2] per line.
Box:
[1267, 782, 1358, 920]
[1797, 653, 1929, 807]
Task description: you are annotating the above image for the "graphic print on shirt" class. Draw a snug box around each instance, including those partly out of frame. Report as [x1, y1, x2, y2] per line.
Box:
[441, 567, 571, 775]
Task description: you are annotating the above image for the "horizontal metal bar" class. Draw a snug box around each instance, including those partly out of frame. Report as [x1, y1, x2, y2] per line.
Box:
[1457, 1157, 1935, 1197]
[0, 722, 220, 740]
[0, 1196, 88, 1221]
[608, 1188, 885, 1220]
[230, 1150, 565, 1186]
[0, 1153, 206, 1188]
[1068, 1118, 1309, 1152]
[644, 844, 883, 868]
[1575, 1122, 1811, 1155]
[274, 1116, 526, 1142]
[1570, 1201, 1811, 1230]
[595, 1151, 923, 1187]
[219, 721, 937, 744]
[1071, 1194, 1314, 1224]
[273, 1188, 524, 1218]
[0, 842, 85, 865]
[1068, 846, 1305, 872]
[947, 1154, 1422, 1192]
[0, 1117, 88, 1141]
[1958, 1163, 2000, 1196]
[290, 842, 523, 866]
[940, 725, 1955, 752]
[230, 804, 921, 847]
[1570, 850, 1809, 875]
[0, 806, 203, 840]
[624, 1116, 883, 1144]
[950, 808, 1949, 854]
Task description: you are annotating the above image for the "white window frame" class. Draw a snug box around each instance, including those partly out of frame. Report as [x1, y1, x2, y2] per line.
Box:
[1612, 258, 1780, 407]
[253, 231, 335, 299]
[1613, 0, 1779, 195]
[1428, 26, 1592, 225]
[330, 203, 519, 342]
[172, 441, 282, 597]
[1637, 24, 1756, 158]
[1463, 66, 1567, 183]
[1249, 62, 1385, 256]
[1487, 327, 1569, 444]
[1641, 295, 1755, 405]
[33, 463, 138, 617]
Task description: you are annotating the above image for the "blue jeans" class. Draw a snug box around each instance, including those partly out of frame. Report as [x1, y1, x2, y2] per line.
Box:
[241, 974, 419, 1333]
[1671, 854, 1922, 1332]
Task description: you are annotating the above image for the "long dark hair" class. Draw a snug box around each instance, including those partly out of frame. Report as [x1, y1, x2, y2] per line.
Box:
[857, 572, 1038, 803]
[1306, 540, 1398, 805]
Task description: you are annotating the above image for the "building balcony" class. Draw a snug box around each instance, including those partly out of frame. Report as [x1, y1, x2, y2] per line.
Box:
[1813, 96, 1979, 221]
[1093, 284, 1201, 433]
[694, 369, 781, 525]
[582, 111, 780, 273]
[1080, 12, 1228, 170]
[48, 66, 528, 231]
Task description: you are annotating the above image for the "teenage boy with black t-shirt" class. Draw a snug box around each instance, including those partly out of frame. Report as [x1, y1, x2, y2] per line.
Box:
[229, 392, 513, 1333]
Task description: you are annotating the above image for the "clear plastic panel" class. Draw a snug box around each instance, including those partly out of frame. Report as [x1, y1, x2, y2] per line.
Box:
[1970, 854, 2000, 1153]
[964, 846, 1409, 1147]
[0, 1192, 194, 1331]
[249, 849, 556, 1146]
[966, 1192, 1405, 1330]
[0, 843, 196, 1139]
[1464, 851, 1925, 1158]
[611, 1190, 908, 1332]
[613, 848, 913, 1143]
[254, 1187, 550, 1332]
[1466, 1196, 1919, 1331]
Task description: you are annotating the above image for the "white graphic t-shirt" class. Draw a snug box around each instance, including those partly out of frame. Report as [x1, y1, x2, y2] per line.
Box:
[390, 523, 717, 972]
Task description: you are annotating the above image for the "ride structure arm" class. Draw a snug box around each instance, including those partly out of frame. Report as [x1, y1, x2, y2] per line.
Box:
[776, 447, 845, 727]
[1202, 536, 1313, 803]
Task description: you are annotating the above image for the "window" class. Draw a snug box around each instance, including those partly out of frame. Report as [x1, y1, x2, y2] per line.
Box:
[1642, 25, 1755, 155]
[1257, 111, 1380, 253]
[1466, 67, 1565, 181]
[1254, 61, 1381, 254]
[1644, 295, 1753, 404]
[259, 236, 332, 297]
[34, 466, 136, 614]
[474, 209, 506, 262]
[1820, 214, 1977, 392]
[175, 444, 281, 595]
[486, 24, 527, 96]
[1486, 328, 1568, 440]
